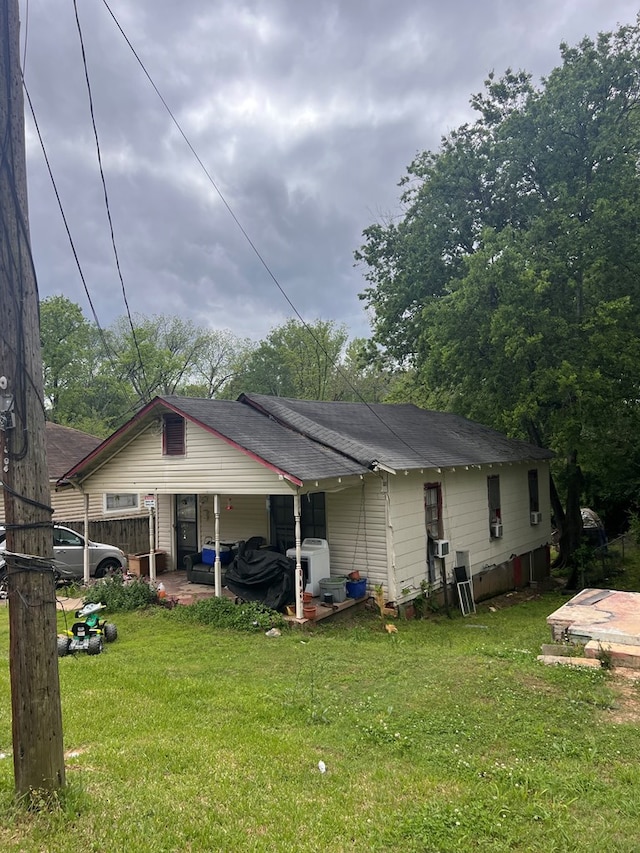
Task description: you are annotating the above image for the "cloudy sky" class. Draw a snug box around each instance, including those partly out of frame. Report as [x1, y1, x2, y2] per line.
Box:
[20, 0, 640, 343]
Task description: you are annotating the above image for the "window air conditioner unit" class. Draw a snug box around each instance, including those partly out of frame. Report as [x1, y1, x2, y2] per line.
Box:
[434, 539, 450, 558]
[491, 522, 503, 538]
[530, 511, 542, 525]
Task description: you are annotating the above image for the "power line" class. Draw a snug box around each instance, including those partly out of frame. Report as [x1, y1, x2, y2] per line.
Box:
[98, 0, 423, 456]
[71, 0, 152, 404]
[22, 81, 112, 357]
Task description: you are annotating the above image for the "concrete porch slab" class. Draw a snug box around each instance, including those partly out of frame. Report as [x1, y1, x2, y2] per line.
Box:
[547, 588, 640, 647]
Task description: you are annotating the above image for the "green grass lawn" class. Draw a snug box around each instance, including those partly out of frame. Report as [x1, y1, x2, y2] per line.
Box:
[0, 590, 639, 852]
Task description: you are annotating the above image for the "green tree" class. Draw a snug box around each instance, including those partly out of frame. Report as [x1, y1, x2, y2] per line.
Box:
[357, 20, 640, 575]
[223, 319, 350, 400]
[40, 295, 94, 419]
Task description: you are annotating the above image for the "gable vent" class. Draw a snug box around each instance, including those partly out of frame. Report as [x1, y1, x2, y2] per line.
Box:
[163, 414, 185, 456]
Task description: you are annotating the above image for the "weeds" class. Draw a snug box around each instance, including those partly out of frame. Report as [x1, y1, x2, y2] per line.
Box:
[172, 594, 285, 631]
[82, 574, 157, 611]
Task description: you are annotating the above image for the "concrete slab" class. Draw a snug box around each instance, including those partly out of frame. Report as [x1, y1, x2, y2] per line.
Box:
[584, 640, 640, 670]
[546, 588, 640, 647]
[536, 654, 602, 669]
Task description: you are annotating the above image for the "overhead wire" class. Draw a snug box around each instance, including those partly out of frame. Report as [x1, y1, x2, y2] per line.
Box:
[22, 80, 115, 361]
[22, 82, 149, 424]
[71, 0, 152, 405]
[98, 0, 426, 458]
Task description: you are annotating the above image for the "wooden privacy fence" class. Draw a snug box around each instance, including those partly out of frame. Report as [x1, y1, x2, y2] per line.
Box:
[63, 516, 151, 557]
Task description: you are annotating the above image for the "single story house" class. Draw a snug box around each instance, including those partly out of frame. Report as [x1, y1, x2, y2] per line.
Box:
[59, 393, 553, 613]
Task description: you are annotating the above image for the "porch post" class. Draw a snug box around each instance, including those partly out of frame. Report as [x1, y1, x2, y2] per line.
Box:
[214, 494, 222, 597]
[294, 493, 303, 618]
[83, 491, 90, 585]
[148, 505, 156, 582]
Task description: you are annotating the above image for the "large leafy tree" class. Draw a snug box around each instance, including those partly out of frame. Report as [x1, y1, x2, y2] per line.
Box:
[223, 319, 350, 400]
[357, 20, 640, 573]
[40, 301, 252, 433]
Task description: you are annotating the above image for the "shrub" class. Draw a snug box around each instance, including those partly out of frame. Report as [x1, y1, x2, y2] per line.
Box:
[172, 596, 286, 631]
[83, 575, 158, 611]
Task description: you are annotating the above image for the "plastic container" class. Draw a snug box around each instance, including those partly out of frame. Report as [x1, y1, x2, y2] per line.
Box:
[319, 577, 347, 603]
[202, 545, 233, 566]
[346, 578, 367, 599]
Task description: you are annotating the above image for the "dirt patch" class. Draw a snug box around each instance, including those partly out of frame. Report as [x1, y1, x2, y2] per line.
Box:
[475, 586, 553, 611]
[606, 673, 640, 724]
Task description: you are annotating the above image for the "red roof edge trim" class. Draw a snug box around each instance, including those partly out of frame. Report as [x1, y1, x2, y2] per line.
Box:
[61, 397, 164, 481]
[183, 416, 303, 487]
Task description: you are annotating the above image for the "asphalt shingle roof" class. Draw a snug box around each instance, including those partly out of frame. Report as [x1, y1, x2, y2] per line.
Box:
[239, 394, 553, 470]
[161, 396, 368, 481]
[62, 395, 553, 486]
[46, 422, 102, 480]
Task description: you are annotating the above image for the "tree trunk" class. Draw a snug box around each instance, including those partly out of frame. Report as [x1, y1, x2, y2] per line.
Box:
[558, 452, 584, 588]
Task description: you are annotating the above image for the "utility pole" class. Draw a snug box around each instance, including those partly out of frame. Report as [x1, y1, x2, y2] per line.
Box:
[0, 0, 65, 796]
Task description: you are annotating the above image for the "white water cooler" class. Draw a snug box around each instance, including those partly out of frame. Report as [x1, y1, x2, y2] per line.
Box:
[286, 538, 330, 597]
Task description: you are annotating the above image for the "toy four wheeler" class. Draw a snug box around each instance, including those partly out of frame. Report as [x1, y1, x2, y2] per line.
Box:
[57, 602, 118, 657]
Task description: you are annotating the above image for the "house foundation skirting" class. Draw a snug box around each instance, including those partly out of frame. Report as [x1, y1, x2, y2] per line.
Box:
[472, 546, 550, 602]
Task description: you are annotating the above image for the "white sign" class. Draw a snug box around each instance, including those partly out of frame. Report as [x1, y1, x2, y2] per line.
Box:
[144, 494, 156, 509]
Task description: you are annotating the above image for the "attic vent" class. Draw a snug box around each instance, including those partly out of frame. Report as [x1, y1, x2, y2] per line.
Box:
[163, 414, 185, 456]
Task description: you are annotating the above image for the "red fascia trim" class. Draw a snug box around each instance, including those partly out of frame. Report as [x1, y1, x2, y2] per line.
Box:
[62, 397, 303, 487]
[62, 397, 163, 480]
[186, 420, 303, 487]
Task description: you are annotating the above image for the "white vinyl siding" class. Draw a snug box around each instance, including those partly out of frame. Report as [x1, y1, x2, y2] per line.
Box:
[441, 463, 552, 578]
[76, 421, 301, 496]
[2, 485, 147, 525]
[388, 473, 431, 598]
[156, 493, 173, 562]
[198, 494, 270, 546]
[386, 462, 552, 596]
[325, 476, 389, 592]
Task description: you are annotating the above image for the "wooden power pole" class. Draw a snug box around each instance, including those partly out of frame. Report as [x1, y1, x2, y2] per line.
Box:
[0, 0, 65, 795]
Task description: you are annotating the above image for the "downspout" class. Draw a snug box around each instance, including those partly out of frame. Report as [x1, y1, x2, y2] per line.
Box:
[214, 494, 222, 597]
[294, 493, 303, 619]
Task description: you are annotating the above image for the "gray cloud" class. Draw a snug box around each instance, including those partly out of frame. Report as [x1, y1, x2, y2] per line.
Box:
[22, 0, 640, 341]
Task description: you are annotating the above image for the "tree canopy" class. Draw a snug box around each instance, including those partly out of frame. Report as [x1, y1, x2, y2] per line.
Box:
[40, 297, 253, 435]
[356, 19, 640, 566]
[40, 302, 386, 435]
[221, 318, 394, 402]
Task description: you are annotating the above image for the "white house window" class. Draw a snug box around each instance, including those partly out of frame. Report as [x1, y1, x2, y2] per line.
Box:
[105, 493, 139, 513]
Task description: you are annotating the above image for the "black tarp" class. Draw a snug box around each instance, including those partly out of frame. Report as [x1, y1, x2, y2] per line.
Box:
[224, 541, 295, 612]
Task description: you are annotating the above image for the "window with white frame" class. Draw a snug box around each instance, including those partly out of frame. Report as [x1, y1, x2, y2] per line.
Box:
[104, 493, 140, 513]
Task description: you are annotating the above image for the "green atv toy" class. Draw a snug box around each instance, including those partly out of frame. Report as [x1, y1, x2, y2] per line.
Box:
[57, 602, 118, 657]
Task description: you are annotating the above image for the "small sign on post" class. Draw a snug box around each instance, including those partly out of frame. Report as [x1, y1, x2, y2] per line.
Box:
[144, 494, 156, 510]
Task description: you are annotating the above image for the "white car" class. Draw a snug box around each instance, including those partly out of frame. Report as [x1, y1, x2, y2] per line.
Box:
[0, 524, 127, 585]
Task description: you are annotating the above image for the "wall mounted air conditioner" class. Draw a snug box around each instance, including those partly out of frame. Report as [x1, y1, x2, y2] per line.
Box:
[434, 539, 450, 558]
[530, 511, 542, 525]
[491, 522, 503, 538]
